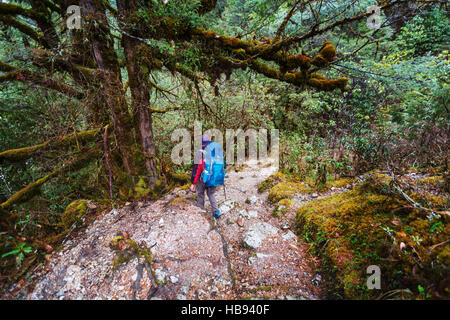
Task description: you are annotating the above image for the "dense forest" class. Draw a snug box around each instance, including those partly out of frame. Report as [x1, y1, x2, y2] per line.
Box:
[0, 0, 448, 300]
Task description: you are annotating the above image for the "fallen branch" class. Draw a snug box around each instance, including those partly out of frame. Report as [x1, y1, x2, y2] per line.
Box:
[388, 172, 442, 220]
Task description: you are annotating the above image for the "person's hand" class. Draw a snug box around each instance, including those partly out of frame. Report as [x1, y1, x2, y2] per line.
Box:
[190, 184, 196, 192]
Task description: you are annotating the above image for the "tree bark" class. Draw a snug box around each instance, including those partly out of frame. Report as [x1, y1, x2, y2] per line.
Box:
[80, 0, 137, 181]
[118, 0, 159, 184]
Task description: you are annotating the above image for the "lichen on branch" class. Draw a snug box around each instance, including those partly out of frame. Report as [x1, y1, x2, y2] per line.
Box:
[0, 128, 102, 162]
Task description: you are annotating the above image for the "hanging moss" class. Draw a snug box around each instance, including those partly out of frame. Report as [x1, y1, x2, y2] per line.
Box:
[277, 53, 312, 72]
[311, 41, 336, 67]
[0, 170, 58, 212]
[308, 74, 348, 91]
[0, 70, 19, 83]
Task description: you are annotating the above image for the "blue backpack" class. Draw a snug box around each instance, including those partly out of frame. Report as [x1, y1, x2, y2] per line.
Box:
[201, 142, 225, 187]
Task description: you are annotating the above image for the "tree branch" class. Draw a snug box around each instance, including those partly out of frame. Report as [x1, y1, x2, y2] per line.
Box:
[0, 128, 103, 162]
[0, 15, 41, 43]
[274, 0, 302, 40]
[0, 62, 85, 99]
[0, 2, 45, 24]
[0, 148, 102, 214]
[0, 61, 16, 72]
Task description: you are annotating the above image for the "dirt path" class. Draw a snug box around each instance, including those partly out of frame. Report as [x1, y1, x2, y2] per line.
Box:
[21, 158, 322, 300]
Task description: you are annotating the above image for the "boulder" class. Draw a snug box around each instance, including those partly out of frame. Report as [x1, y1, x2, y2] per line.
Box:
[245, 196, 259, 205]
[282, 230, 297, 241]
[218, 199, 239, 214]
[238, 209, 258, 219]
[243, 222, 278, 249]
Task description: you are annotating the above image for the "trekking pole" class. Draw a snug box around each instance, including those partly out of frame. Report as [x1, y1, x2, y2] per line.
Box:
[223, 183, 227, 200]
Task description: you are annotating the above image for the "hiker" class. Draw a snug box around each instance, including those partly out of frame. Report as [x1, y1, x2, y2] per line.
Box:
[190, 134, 224, 219]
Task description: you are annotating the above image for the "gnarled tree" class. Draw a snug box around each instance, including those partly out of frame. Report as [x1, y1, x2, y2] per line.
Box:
[0, 0, 434, 216]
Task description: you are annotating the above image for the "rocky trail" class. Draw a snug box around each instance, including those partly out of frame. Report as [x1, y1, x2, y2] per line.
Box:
[11, 158, 329, 300]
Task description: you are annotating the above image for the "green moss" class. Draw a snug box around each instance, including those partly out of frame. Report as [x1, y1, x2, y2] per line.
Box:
[0, 128, 100, 162]
[234, 163, 248, 172]
[268, 182, 297, 203]
[409, 191, 449, 210]
[268, 181, 313, 203]
[437, 245, 450, 264]
[61, 200, 88, 229]
[134, 177, 152, 197]
[141, 178, 167, 200]
[272, 199, 294, 217]
[153, 179, 164, 193]
[178, 184, 190, 190]
[109, 235, 158, 283]
[279, 198, 294, 207]
[311, 41, 336, 67]
[112, 253, 131, 271]
[416, 176, 446, 193]
[257, 172, 286, 193]
[169, 196, 188, 207]
[328, 177, 355, 189]
[168, 172, 190, 185]
[294, 177, 450, 299]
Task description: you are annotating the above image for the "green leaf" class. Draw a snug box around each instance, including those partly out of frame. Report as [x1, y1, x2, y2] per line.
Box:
[1, 249, 20, 258]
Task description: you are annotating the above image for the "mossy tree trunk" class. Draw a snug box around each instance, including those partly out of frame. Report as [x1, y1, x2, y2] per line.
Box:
[118, 0, 159, 185]
[80, 0, 137, 182]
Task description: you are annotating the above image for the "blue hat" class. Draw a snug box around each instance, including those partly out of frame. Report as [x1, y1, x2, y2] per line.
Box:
[201, 134, 211, 147]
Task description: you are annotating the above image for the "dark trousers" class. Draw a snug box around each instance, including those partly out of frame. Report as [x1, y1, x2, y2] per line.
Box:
[196, 181, 218, 213]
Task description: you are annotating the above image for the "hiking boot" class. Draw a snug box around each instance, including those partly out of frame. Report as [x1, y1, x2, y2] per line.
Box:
[213, 211, 222, 219]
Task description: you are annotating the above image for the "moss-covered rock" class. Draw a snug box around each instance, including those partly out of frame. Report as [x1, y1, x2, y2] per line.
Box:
[272, 199, 294, 217]
[294, 174, 449, 299]
[257, 172, 286, 193]
[132, 177, 167, 200]
[61, 200, 88, 228]
[268, 181, 313, 203]
[268, 182, 297, 203]
[169, 196, 188, 208]
[327, 177, 355, 189]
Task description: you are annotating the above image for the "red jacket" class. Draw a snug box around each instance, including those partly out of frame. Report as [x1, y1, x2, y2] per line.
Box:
[193, 158, 205, 185]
